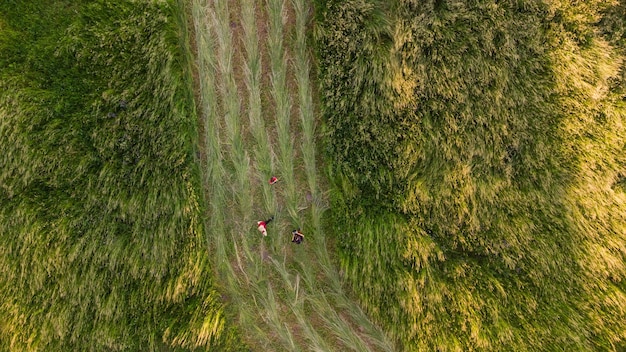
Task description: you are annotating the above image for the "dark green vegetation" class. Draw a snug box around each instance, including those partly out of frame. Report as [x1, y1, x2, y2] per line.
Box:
[315, 0, 626, 350]
[0, 1, 244, 350]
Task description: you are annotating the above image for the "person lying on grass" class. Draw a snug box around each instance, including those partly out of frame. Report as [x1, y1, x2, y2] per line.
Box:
[291, 229, 304, 244]
[257, 216, 274, 236]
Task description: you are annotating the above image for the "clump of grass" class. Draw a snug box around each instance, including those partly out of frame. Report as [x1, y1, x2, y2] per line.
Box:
[292, 0, 320, 204]
[242, 0, 277, 213]
[211, 0, 255, 221]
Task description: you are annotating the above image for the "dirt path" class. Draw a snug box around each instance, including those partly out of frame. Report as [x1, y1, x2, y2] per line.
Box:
[190, 0, 395, 350]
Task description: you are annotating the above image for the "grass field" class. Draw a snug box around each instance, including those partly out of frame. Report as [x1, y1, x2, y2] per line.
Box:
[0, 1, 243, 350]
[315, 0, 626, 350]
[0, 0, 394, 349]
[3, 0, 625, 351]
[191, 0, 395, 350]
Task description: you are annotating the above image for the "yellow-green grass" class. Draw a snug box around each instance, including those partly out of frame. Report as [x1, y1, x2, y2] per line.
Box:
[316, 0, 626, 350]
[0, 0, 244, 350]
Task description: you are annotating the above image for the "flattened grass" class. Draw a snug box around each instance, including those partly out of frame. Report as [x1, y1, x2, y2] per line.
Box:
[192, 0, 395, 350]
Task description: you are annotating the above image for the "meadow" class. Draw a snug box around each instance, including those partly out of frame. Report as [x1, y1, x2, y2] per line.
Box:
[191, 0, 394, 349]
[1, 0, 396, 350]
[3, 0, 625, 351]
[315, 0, 626, 350]
[0, 1, 243, 350]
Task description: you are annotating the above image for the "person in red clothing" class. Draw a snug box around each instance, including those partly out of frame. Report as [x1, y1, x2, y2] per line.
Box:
[257, 216, 274, 236]
[269, 176, 278, 185]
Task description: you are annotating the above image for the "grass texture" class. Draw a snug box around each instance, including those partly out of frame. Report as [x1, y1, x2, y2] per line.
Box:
[192, 0, 395, 350]
[0, 1, 244, 350]
[315, 0, 626, 350]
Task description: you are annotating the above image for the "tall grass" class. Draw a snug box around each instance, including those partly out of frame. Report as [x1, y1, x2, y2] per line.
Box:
[316, 0, 626, 350]
[242, 0, 277, 213]
[292, 0, 318, 199]
[199, 0, 295, 349]
[191, 0, 397, 350]
[0, 0, 243, 350]
[291, 5, 395, 349]
[212, 0, 255, 223]
[192, 0, 233, 276]
[268, 0, 299, 223]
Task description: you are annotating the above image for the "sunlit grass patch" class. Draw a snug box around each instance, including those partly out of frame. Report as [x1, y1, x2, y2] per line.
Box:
[317, 0, 626, 350]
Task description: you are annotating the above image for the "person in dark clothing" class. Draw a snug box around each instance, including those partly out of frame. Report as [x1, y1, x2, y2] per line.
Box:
[291, 229, 304, 244]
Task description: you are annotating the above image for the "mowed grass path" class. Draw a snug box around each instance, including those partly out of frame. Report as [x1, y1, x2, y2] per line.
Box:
[191, 0, 394, 350]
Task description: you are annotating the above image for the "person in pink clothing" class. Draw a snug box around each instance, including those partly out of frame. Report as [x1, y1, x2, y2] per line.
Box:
[256, 216, 274, 236]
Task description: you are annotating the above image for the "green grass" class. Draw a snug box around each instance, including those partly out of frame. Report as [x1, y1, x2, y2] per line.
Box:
[192, 0, 395, 350]
[268, 0, 300, 223]
[316, 0, 626, 350]
[0, 0, 243, 350]
[7, 0, 619, 351]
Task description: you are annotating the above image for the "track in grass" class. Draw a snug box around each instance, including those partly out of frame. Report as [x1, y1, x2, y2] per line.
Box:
[192, 0, 395, 350]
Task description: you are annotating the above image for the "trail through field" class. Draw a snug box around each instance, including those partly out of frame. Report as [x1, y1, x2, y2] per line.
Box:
[191, 0, 395, 350]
